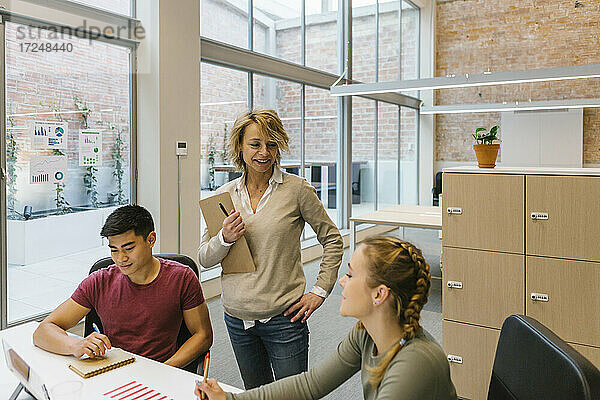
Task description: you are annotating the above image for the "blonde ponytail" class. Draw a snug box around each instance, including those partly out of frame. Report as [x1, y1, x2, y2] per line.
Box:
[360, 237, 431, 389]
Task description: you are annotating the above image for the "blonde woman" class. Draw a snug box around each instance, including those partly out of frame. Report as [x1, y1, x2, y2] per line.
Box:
[198, 109, 344, 389]
[196, 236, 456, 400]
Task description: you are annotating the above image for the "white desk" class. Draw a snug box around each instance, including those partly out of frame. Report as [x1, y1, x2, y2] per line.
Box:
[349, 205, 442, 253]
[0, 322, 242, 400]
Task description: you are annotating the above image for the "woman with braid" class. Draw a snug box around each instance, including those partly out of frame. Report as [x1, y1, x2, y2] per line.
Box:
[196, 236, 456, 400]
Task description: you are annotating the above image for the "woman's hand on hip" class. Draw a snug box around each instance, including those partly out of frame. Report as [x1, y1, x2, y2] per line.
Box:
[284, 293, 325, 323]
[222, 210, 245, 243]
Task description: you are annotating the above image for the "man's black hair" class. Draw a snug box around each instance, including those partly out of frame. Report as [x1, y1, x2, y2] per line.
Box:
[100, 205, 154, 238]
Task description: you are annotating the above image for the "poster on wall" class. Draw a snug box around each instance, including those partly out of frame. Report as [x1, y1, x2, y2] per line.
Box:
[32, 122, 68, 150]
[30, 155, 68, 184]
[79, 130, 102, 167]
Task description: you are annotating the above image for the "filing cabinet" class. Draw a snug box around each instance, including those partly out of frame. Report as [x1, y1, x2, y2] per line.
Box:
[526, 256, 600, 347]
[442, 173, 524, 253]
[442, 247, 524, 329]
[442, 167, 600, 399]
[443, 321, 500, 400]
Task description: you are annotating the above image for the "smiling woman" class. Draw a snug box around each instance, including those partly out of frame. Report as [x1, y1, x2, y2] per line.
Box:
[198, 109, 344, 390]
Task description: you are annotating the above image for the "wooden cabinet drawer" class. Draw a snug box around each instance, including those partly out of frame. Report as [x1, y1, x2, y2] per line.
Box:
[526, 256, 600, 347]
[442, 173, 524, 253]
[443, 248, 524, 329]
[443, 320, 500, 400]
[569, 343, 600, 370]
[526, 175, 600, 262]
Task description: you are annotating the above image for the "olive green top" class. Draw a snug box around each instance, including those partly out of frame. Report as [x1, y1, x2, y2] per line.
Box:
[227, 325, 457, 400]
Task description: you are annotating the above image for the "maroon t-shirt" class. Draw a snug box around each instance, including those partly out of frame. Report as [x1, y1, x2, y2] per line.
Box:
[71, 258, 204, 362]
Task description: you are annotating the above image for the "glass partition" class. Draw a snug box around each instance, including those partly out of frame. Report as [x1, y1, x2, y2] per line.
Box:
[5, 22, 132, 323]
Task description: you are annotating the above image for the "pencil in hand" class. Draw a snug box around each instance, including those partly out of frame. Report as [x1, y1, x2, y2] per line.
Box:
[200, 351, 210, 399]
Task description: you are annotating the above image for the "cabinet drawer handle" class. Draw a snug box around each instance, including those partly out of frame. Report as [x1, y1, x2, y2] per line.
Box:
[447, 354, 463, 364]
[531, 212, 549, 220]
[447, 281, 463, 289]
[447, 207, 462, 215]
[530, 293, 549, 302]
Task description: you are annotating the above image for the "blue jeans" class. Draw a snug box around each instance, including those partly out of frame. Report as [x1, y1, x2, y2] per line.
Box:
[224, 312, 309, 390]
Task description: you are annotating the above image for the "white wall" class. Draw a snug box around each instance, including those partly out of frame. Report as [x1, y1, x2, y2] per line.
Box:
[137, 0, 201, 256]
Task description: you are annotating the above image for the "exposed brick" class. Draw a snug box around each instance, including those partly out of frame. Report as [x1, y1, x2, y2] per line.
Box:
[436, 0, 600, 162]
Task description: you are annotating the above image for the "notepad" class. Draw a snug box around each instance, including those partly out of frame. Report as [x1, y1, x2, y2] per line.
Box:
[68, 348, 135, 378]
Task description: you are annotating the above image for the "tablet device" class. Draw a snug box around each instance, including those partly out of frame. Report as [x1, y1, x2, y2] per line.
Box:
[2, 338, 50, 400]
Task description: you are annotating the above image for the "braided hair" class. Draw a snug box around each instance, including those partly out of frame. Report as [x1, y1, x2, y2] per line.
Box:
[359, 235, 432, 389]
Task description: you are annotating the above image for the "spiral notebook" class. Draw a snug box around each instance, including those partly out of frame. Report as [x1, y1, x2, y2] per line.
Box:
[68, 348, 135, 378]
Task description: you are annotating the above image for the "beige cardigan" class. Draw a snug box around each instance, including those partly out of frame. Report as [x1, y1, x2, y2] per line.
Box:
[198, 171, 344, 320]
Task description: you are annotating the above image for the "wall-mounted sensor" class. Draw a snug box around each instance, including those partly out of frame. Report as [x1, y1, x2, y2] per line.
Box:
[176, 141, 188, 156]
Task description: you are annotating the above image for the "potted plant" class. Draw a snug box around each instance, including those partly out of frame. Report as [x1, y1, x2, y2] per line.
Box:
[472, 125, 500, 168]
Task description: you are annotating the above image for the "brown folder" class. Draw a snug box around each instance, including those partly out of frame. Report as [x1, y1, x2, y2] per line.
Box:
[68, 348, 135, 378]
[199, 192, 256, 274]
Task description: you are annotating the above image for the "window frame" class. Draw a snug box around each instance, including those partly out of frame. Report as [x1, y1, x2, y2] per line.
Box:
[0, 10, 138, 328]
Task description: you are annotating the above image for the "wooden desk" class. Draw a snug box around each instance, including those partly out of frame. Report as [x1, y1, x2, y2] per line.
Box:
[349, 205, 442, 253]
[0, 322, 242, 400]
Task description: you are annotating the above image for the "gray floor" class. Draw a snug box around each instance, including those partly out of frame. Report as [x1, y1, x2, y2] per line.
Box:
[206, 227, 443, 398]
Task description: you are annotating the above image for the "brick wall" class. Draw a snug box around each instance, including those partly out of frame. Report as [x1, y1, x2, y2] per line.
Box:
[6, 22, 131, 213]
[435, 0, 600, 163]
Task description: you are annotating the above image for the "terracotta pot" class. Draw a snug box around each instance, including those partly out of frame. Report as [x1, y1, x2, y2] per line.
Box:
[473, 144, 500, 168]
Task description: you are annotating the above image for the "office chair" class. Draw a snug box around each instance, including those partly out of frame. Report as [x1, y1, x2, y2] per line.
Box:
[432, 171, 442, 206]
[84, 253, 205, 374]
[487, 315, 600, 400]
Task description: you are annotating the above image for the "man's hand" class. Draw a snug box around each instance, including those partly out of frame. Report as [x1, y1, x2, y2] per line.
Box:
[284, 293, 325, 323]
[71, 332, 111, 358]
[222, 210, 245, 243]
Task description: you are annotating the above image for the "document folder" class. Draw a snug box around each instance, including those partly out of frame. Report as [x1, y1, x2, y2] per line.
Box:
[200, 192, 256, 274]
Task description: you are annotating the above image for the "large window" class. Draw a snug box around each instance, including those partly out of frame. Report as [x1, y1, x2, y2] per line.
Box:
[201, 0, 249, 48]
[350, 0, 420, 211]
[4, 21, 133, 323]
[253, 75, 302, 165]
[254, 1, 302, 64]
[304, 86, 339, 238]
[352, 97, 376, 215]
[69, 0, 131, 16]
[200, 63, 248, 191]
[377, 102, 399, 209]
[306, 0, 338, 74]
[199, 0, 421, 234]
[352, 1, 377, 82]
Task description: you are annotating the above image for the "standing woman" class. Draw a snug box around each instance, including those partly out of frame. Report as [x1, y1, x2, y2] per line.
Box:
[198, 109, 344, 389]
[197, 236, 457, 400]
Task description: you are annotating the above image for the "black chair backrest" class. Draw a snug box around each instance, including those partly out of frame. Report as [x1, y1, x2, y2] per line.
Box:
[85, 254, 202, 373]
[435, 171, 443, 194]
[488, 315, 600, 400]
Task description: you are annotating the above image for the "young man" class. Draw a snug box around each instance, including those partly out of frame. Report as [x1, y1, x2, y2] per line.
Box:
[33, 205, 212, 369]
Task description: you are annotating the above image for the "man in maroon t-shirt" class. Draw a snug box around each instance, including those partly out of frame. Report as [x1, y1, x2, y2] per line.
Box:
[33, 205, 213, 369]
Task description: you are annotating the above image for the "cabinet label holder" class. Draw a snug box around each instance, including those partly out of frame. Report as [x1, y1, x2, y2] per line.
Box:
[447, 280, 463, 289]
[447, 355, 463, 364]
[531, 212, 549, 220]
[447, 207, 463, 215]
[530, 293, 549, 302]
